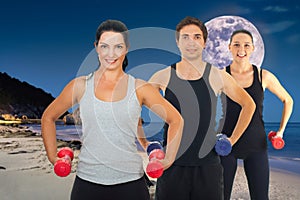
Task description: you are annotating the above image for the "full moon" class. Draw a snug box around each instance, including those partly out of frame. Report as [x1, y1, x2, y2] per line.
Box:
[203, 15, 264, 69]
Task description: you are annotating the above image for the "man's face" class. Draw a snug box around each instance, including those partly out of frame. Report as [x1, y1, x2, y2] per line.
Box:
[177, 24, 206, 60]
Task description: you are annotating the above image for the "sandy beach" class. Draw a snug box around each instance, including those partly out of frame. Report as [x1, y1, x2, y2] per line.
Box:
[1, 125, 300, 200]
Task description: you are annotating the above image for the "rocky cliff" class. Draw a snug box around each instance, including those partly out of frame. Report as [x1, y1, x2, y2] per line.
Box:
[0, 72, 55, 119]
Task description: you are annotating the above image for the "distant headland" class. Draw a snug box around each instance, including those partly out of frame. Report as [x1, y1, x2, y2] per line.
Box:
[0, 72, 76, 125]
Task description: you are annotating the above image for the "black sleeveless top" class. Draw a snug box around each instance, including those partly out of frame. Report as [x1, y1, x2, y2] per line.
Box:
[163, 63, 219, 166]
[220, 65, 267, 157]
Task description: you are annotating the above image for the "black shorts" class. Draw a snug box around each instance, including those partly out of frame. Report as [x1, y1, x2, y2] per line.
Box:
[155, 163, 224, 200]
[71, 176, 150, 200]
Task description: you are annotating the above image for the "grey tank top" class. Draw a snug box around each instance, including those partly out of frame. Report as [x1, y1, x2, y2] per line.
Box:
[77, 73, 143, 185]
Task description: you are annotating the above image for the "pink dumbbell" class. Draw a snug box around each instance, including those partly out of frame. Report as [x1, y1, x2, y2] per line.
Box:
[268, 131, 285, 150]
[54, 147, 74, 177]
[146, 142, 165, 178]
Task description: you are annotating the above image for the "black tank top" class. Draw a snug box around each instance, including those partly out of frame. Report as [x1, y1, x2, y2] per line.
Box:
[220, 65, 267, 157]
[163, 63, 219, 166]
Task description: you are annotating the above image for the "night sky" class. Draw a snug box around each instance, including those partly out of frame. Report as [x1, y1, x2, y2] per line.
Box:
[1, 0, 299, 122]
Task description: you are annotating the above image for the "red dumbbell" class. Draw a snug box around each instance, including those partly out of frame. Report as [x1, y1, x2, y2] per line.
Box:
[54, 147, 74, 177]
[268, 131, 285, 150]
[146, 142, 165, 178]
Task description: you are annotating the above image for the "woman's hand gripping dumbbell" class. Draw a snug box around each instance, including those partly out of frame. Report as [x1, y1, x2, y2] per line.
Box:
[146, 141, 165, 178]
[54, 147, 74, 177]
[268, 131, 285, 150]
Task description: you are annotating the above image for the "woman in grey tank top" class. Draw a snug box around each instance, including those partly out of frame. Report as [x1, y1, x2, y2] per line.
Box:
[41, 19, 183, 200]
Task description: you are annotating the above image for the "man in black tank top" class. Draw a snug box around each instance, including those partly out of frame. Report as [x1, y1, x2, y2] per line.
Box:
[219, 30, 293, 200]
[149, 17, 256, 200]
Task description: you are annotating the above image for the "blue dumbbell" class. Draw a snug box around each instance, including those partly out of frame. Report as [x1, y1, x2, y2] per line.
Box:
[146, 141, 163, 155]
[215, 133, 232, 156]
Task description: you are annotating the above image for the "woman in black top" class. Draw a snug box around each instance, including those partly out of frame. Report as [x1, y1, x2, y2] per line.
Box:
[220, 29, 294, 200]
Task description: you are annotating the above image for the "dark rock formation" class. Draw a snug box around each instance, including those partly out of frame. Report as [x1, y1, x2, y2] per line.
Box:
[0, 72, 55, 119]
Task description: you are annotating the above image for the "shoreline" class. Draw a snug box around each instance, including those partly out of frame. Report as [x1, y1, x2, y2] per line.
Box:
[236, 157, 300, 176]
[269, 157, 300, 175]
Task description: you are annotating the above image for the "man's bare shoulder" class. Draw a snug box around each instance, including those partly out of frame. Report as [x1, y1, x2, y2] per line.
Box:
[149, 66, 171, 90]
[208, 65, 228, 95]
[135, 78, 148, 88]
[150, 67, 171, 80]
[209, 65, 224, 80]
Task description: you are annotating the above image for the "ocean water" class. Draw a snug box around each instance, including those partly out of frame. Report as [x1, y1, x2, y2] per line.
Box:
[265, 122, 300, 159]
[264, 122, 300, 175]
[29, 122, 300, 174]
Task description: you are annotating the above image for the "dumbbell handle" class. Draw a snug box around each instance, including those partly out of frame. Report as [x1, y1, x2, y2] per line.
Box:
[60, 154, 72, 161]
[148, 149, 165, 160]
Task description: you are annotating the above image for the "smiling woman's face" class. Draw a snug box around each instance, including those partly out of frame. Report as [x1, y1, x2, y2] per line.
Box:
[95, 31, 127, 70]
[229, 33, 254, 63]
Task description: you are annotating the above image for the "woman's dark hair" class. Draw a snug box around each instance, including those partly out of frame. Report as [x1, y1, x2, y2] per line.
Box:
[95, 19, 129, 70]
[175, 16, 208, 43]
[229, 29, 253, 44]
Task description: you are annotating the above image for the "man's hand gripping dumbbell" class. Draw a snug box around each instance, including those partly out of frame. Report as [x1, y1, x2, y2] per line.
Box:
[215, 133, 232, 156]
[146, 141, 165, 178]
